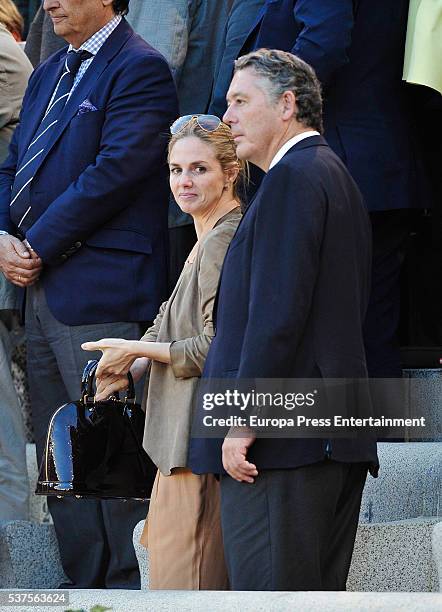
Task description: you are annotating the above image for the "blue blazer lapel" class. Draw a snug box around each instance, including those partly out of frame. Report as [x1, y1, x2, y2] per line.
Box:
[28, 20, 133, 178]
[19, 54, 67, 157]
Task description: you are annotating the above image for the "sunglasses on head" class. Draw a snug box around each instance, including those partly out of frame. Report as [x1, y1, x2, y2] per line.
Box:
[170, 114, 223, 135]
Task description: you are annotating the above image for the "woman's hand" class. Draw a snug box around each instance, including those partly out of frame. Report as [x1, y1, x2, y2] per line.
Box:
[82, 337, 170, 400]
[94, 373, 130, 401]
[93, 357, 150, 401]
[81, 338, 138, 378]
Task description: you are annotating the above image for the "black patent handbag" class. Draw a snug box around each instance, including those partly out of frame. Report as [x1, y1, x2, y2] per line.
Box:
[35, 359, 156, 500]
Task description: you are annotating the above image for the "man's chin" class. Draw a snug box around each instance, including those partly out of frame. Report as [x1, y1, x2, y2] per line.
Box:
[51, 20, 68, 37]
[235, 143, 252, 162]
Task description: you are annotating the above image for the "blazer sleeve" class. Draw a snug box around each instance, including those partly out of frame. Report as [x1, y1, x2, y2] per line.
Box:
[25, 53, 178, 262]
[0, 131, 17, 232]
[237, 162, 327, 379]
[0, 60, 40, 233]
[0, 59, 15, 224]
[169, 223, 236, 379]
[140, 300, 168, 343]
[292, 0, 355, 88]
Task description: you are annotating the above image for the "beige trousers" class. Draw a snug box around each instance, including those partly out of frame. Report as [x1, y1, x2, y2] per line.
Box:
[140, 468, 229, 590]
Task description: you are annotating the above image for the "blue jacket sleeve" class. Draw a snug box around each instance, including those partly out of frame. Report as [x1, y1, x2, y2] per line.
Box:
[0, 134, 18, 234]
[0, 63, 45, 233]
[292, 0, 355, 87]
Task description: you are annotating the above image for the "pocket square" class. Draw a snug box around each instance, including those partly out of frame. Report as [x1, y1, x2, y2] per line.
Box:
[77, 99, 99, 115]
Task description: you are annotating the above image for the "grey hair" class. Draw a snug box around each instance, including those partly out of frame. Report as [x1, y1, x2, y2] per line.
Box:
[234, 48, 323, 133]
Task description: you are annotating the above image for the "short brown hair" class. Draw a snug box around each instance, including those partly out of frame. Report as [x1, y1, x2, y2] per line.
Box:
[0, 0, 24, 39]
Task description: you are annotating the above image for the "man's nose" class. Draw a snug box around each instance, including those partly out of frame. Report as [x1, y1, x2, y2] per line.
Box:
[223, 105, 234, 126]
[43, 0, 59, 11]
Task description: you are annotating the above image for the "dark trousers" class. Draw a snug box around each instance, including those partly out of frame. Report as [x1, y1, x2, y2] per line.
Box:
[220, 461, 368, 591]
[364, 210, 414, 377]
[26, 283, 148, 588]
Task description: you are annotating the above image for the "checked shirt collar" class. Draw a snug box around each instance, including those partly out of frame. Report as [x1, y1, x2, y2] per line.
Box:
[67, 14, 122, 93]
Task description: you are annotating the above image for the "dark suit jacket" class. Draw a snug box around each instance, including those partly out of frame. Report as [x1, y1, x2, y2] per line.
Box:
[210, 0, 428, 212]
[189, 136, 379, 474]
[0, 19, 179, 326]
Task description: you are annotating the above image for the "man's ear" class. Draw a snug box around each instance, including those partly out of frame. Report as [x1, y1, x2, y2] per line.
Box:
[280, 90, 297, 121]
[102, 0, 114, 8]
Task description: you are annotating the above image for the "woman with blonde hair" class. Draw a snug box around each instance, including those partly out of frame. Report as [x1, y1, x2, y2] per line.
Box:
[83, 115, 245, 589]
[0, 0, 24, 41]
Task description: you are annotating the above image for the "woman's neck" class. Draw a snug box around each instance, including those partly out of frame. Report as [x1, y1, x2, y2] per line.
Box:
[193, 195, 239, 241]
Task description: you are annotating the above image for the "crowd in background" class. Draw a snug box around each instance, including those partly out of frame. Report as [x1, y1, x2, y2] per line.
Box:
[0, 0, 440, 591]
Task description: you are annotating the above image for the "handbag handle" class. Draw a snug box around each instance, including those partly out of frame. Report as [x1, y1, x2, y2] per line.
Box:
[81, 359, 136, 404]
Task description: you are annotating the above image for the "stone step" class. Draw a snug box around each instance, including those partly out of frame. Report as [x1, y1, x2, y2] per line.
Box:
[402, 368, 442, 442]
[0, 521, 66, 590]
[26, 444, 50, 525]
[134, 518, 441, 592]
[433, 522, 442, 592]
[133, 520, 148, 590]
[20, 441, 441, 592]
[359, 442, 441, 523]
[348, 517, 440, 592]
[1, 513, 440, 592]
[2, 588, 439, 612]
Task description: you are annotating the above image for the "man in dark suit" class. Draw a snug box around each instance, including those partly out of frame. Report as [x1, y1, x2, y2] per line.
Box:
[210, 0, 429, 377]
[189, 49, 378, 591]
[0, 0, 178, 588]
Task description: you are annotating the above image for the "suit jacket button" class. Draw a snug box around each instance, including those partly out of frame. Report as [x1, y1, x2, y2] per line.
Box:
[60, 254, 68, 261]
[75, 241, 82, 248]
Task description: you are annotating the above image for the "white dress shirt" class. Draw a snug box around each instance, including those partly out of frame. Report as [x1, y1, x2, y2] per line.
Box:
[268, 130, 320, 170]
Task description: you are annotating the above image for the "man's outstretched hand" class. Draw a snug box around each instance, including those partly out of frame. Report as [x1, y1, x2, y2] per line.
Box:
[222, 428, 258, 483]
[0, 234, 42, 287]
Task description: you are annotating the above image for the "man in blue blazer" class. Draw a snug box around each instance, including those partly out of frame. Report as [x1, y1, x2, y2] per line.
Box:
[0, 0, 178, 588]
[210, 0, 429, 377]
[190, 49, 378, 591]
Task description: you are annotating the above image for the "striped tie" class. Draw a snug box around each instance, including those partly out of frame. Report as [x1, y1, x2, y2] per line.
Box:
[10, 50, 92, 235]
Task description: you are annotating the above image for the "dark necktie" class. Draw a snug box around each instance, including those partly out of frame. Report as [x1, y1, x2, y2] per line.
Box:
[10, 50, 92, 234]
